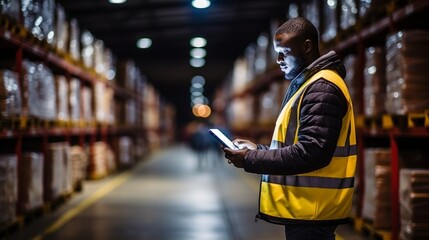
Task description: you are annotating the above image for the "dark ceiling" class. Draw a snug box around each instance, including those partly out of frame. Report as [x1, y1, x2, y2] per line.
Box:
[58, 0, 290, 127]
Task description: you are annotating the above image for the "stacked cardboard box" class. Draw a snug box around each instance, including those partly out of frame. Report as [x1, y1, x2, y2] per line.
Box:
[362, 148, 391, 229]
[0, 70, 22, 118]
[385, 30, 429, 114]
[400, 169, 429, 240]
[364, 47, 386, 116]
[70, 146, 88, 190]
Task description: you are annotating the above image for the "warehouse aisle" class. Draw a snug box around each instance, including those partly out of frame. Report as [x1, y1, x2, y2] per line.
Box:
[7, 144, 368, 240]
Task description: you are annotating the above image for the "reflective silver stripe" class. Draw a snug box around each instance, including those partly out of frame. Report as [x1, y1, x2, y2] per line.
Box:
[333, 145, 357, 157]
[263, 175, 354, 189]
[270, 140, 285, 149]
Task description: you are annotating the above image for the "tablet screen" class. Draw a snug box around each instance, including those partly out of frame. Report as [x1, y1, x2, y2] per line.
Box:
[208, 129, 237, 149]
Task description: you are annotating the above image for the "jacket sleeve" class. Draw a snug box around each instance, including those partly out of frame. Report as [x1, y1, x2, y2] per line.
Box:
[243, 79, 348, 175]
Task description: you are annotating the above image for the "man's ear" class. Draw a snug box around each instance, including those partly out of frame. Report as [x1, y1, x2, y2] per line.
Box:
[303, 39, 312, 54]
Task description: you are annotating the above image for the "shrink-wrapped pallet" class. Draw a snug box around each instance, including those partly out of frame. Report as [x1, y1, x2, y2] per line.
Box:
[44, 142, 72, 202]
[70, 146, 88, 189]
[81, 30, 95, 69]
[343, 54, 362, 115]
[22, 60, 56, 120]
[400, 169, 429, 240]
[69, 18, 80, 62]
[0, 154, 17, 231]
[0, 70, 22, 118]
[69, 78, 81, 122]
[362, 148, 391, 229]
[94, 82, 114, 124]
[21, 0, 55, 44]
[113, 136, 134, 168]
[385, 30, 429, 114]
[81, 86, 93, 123]
[88, 142, 109, 179]
[0, 0, 19, 22]
[55, 4, 67, 52]
[54, 75, 69, 121]
[364, 47, 386, 116]
[19, 152, 43, 213]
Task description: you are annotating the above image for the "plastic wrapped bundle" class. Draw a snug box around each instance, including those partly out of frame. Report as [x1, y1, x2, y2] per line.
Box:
[69, 18, 80, 61]
[0, 154, 17, 231]
[88, 142, 109, 179]
[340, 0, 357, 30]
[114, 136, 133, 168]
[322, 0, 338, 42]
[343, 54, 362, 115]
[54, 75, 69, 121]
[364, 47, 386, 116]
[0, 0, 19, 22]
[400, 169, 429, 240]
[70, 146, 88, 189]
[94, 82, 114, 124]
[22, 60, 56, 120]
[385, 30, 429, 114]
[19, 152, 43, 213]
[55, 4, 68, 52]
[44, 142, 72, 201]
[81, 30, 95, 69]
[69, 78, 81, 122]
[21, 0, 55, 43]
[81, 86, 93, 123]
[362, 148, 391, 229]
[0, 70, 22, 118]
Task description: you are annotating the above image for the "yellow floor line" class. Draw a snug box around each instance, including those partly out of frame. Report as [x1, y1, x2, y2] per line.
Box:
[32, 171, 133, 240]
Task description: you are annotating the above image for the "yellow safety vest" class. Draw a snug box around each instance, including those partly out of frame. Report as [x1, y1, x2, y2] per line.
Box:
[259, 69, 357, 224]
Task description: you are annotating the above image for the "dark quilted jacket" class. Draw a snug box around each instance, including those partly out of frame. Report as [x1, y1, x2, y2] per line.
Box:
[243, 51, 349, 175]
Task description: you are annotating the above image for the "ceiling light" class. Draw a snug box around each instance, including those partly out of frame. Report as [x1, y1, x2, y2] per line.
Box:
[192, 0, 210, 9]
[191, 75, 205, 85]
[190, 48, 206, 58]
[190, 58, 205, 68]
[190, 37, 207, 48]
[109, 0, 127, 4]
[136, 38, 152, 49]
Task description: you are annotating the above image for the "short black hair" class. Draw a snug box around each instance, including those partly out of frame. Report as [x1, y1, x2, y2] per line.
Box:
[275, 17, 319, 46]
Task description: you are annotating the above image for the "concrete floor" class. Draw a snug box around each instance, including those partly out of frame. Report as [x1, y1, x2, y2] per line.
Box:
[6, 144, 370, 240]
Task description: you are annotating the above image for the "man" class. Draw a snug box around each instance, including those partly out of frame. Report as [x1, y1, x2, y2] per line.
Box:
[223, 17, 357, 240]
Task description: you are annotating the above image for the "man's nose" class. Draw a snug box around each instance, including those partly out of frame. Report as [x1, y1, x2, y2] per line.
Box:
[276, 54, 283, 64]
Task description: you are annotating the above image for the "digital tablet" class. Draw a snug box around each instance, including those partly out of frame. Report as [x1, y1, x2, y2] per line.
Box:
[208, 129, 238, 150]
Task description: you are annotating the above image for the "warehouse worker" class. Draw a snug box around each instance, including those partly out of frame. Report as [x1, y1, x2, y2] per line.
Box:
[223, 17, 357, 240]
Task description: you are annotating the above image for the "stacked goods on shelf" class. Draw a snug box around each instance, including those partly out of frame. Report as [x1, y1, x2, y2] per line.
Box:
[112, 136, 134, 168]
[364, 47, 386, 116]
[19, 152, 43, 213]
[343, 54, 362, 115]
[362, 148, 392, 229]
[385, 30, 429, 114]
[94, 81, 114, 125]
[87, 141, 115, 179]
[0, 0, 19, 22]
[0, 155, 17, 231]
[69, 146, 88, 190]
[54, 75, 69, 121]
[21, 0, 55, 44]
[400, 169, 429, 240]
[257, 81, 288, 127]
[81, 86, 93, 124]
[81, 30, 95, 70]
[44, 142, 72, 202]
[0, 70, 22, 119]
[69, 78, 81, 123]
[54, 4, 67, 53]
[22, 60, 56, 121]
[68, 18, 80, 62]
[322, 0, 337, 42]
